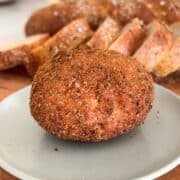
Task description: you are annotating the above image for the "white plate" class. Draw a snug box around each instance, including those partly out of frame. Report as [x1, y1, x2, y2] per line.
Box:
[0, 85, 179, 180]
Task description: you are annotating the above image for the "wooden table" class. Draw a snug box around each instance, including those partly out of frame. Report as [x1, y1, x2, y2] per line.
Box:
[0, 68, 179, 180]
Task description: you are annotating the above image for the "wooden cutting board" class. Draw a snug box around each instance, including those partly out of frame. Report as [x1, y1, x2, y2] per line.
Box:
[0, 67, 179, 180]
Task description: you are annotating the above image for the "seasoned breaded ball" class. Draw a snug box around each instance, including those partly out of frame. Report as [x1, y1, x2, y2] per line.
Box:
[30, 49, 154, 142]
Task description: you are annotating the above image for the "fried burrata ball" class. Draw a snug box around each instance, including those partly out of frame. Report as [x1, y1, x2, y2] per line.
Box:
[30, 49, 154, 142]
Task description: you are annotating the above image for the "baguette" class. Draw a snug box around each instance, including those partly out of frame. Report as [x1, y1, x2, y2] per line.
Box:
[32, 18, 93, 70]
[109, 18, 147, 56]
[163, 0, 180, 24]
[142, 0, 180, 24]
[112, 0, 155, 25]
[112, 0, 180, 25]
[141, 0, 166, 23]
[0, 34, 49, 72]
[25, 3, 81, 36]
[26, 0, 180, 37]
[134, 20, 173, 72]
[67, 0, 113, 30]
[25, 0, 113, 36]
[87, 17, 121, 50]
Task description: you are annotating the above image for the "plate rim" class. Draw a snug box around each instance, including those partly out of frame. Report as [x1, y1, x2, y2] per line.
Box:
[0, 84, 179, 180]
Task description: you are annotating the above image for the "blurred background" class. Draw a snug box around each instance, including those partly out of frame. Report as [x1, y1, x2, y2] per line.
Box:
[0, 0, 49, 47]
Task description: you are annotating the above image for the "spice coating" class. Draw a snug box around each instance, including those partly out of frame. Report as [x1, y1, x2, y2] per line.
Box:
[30, 49, 154, 142]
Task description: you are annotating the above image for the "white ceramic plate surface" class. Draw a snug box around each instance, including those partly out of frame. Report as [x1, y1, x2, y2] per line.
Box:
[0, 85, 179, 180]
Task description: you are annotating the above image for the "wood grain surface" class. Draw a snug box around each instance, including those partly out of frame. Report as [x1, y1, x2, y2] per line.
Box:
[0, 67, 179, 180]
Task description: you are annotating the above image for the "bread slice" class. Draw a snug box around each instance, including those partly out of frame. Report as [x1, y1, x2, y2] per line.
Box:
[153, 38, 180, 77]
[87, 17, 121, 50]
[32, 18, 93, 68]
[0, 34, 49, 72]
[151, 20, 180, 76]
[109, 18, 147, 56]
[134, 20, 173, 72]
[170, 21, 180, 38]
